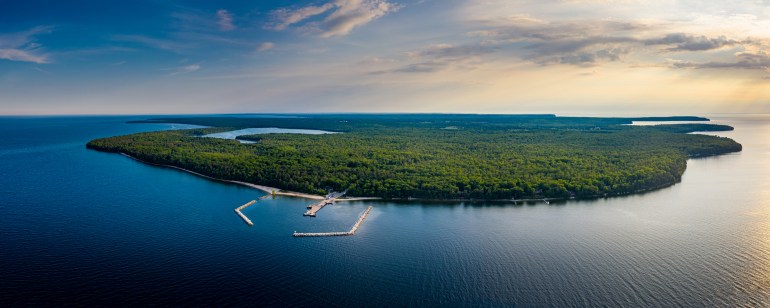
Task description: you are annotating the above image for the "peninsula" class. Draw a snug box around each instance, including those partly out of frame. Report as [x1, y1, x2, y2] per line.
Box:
[86, 114, 741, 201]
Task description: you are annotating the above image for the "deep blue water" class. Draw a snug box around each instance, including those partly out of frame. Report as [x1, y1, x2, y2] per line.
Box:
[2, 115, 770, 306]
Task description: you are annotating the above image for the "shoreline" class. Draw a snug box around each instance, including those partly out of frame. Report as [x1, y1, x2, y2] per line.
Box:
[114, 152, 719, 205]
[119, 153, 326, 200]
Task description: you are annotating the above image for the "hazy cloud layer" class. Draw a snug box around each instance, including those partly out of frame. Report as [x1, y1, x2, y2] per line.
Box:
[386, 13, 769, 73]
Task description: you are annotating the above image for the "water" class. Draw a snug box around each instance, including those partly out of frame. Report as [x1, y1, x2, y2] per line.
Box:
[1, 115, 769, 306]
[204, 127, 338, 143]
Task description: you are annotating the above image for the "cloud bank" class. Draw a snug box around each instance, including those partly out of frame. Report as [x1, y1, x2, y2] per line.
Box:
[385, 14, 770, 73]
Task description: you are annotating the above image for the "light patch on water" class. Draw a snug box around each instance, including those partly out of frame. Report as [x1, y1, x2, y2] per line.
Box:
[203, 127, 339, 143]
[629, 121, 710, 126]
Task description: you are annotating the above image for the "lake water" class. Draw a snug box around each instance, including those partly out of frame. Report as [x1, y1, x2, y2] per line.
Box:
[204, 127, 338, 143]
[1, 115, 769, 306]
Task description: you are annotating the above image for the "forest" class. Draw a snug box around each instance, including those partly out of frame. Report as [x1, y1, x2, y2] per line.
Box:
[88, 115, 742, 200]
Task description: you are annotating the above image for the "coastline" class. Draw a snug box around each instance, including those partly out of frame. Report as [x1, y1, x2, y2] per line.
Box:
[113, 152, 723, 204]
[119, 153, 326, 200]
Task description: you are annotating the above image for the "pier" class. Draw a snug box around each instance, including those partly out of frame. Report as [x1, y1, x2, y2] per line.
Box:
[303, 200, 333, 217]
[303, 191, 347, 217]
[294, 206, 373, 237]
[234, 200, 257, 226]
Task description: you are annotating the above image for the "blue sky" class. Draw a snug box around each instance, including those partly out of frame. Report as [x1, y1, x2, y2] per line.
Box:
[1, 0, 769, 115]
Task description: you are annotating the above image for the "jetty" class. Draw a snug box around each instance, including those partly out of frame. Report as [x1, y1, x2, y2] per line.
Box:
[234, 200, 257, 226]
[294, 206, 373, 237]
[303, 200, 332, 217]
[303, 191, 347, 217]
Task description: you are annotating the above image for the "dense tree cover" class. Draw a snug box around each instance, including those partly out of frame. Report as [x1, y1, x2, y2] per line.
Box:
[647, 123, 734, 134]
[89, 115, 742, 200]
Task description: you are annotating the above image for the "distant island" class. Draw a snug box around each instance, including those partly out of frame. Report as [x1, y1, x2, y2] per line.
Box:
[87, 114, 741, 201]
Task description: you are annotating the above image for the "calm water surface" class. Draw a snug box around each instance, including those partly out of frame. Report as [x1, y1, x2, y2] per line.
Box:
[204, 127, 338, 144]
[1, 115, 769, 306]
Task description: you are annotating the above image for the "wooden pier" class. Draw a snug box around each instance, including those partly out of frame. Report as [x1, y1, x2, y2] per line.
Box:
[234, 200, 257, 226]
[294, 206, 373, 237]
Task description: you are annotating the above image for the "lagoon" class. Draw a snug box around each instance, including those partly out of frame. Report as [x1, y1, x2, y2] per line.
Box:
[204, 127, 338, 144]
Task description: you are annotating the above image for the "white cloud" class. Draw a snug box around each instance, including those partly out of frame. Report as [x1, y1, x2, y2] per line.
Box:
[269, 0, 398, 37]
[113, 35, 190, 52]
[257, 42, 275, 52]
[0, 49, 48, 64]
[169, 64, 201, 76]
[269, 3, 336, 30]
[0, 26, 52, 64]
[217, 9, 235, 31]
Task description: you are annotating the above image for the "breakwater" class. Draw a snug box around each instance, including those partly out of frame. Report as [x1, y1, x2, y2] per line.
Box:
[294, 206, 373, 237]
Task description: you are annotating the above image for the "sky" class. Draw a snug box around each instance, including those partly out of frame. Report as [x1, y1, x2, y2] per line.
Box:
[1, 0, 769, 115]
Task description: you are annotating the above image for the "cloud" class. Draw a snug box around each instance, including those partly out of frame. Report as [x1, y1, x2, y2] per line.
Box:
[268, 0, 398, 37]
[463, 18, 652, 65]
[0, 49, 48, 64]
[217, 9, 235, 31]
[269, 3, 335, 30]
[375, 43, 492, 74]
[409, 43, 497, 59]
[526, 46, 631, 66]
[320, 0, 397, 38]
[672, 51, 770, 70]
[459, 16, 767, 67]
[257, 42, 275, 52]
[644, 33, 738, 51]
[169, 63, 201, 76]
[113, 35, 191, 52]
[0, 26, 52, 64]
[375, 12, 770, 76]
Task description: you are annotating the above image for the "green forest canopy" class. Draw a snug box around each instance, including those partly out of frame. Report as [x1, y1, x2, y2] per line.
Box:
[87, 114, 741, 200]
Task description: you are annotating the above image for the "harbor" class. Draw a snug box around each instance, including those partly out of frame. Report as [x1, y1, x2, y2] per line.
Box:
[294, 206, 373, 237]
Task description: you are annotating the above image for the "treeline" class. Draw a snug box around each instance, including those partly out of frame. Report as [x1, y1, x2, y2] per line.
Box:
[648, 124, 734, 134]
[88, 115, 742, 200]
